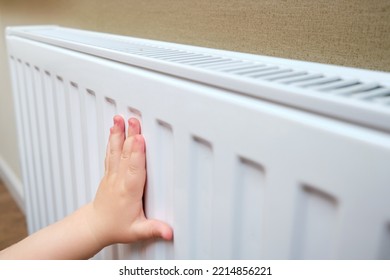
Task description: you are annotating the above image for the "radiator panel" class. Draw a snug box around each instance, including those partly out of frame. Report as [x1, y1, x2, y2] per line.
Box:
[6, 26, 390, 259]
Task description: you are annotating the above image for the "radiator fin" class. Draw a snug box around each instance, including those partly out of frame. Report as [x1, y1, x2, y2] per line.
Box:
[83, 89, 100, 200]
[25, 63, 49, 227]
[68, 83, 89, 208]
[42, 71, 65, 222]
[33, 66, 56, 225]
[152, 120, 175, 259]
[190, 137, 214, 259]
[234, 158, 265, 259]
[293, 185, 338, 259]
[22, 62, 43, 231]
[14, 59, 39, 233]
[54, 76, 75, 216]
[9, 57, 35, 233]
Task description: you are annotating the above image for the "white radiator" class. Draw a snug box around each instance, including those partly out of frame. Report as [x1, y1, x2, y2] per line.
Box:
[5, 26, 390, 259]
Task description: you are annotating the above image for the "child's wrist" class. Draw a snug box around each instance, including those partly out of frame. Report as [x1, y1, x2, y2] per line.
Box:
[83, 203, 111, 250]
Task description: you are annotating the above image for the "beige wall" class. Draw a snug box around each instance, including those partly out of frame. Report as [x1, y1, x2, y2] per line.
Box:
[0, 11, 20, 177]
[1, 0, 390, 187]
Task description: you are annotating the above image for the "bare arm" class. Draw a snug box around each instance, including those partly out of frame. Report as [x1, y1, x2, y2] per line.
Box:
[0, 116, 173, 259]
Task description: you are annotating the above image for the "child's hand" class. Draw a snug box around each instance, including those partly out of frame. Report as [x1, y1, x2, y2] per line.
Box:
[87, 115, 173, 247]
[0, 115, 171, 259]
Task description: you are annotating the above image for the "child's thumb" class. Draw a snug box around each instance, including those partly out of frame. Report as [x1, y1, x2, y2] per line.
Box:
[135, 219, 173, 241]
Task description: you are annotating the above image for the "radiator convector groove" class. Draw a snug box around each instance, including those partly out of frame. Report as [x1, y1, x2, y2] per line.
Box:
[6, 26, 390, 259]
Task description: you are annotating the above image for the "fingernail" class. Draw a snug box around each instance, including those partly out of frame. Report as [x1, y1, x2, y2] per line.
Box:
[129, 118, 136, 128]
[113, 115, 119, 126]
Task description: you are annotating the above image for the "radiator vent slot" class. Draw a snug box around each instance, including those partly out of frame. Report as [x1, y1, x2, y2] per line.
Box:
[124, 45, 390, 106]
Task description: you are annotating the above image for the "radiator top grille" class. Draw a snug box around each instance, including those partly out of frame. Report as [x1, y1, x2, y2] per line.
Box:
[6, 26, 390, 133]
[129, 49, 390, 106]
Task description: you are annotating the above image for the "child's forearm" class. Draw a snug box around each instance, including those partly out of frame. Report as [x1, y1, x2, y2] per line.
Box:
[0, 203, 102, 260]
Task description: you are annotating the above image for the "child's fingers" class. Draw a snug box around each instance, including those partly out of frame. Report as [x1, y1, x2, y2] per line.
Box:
[117, 118, 140, 170]
[107, 115, 126, 173]
[128, 118, 141, 137]
[128, 135, 146, 175]
[120, 135, 146, 191]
